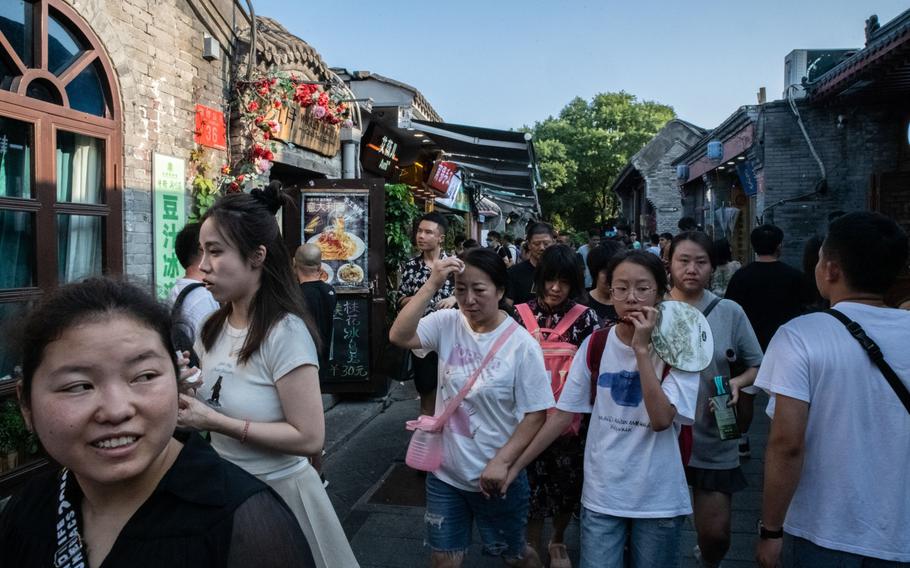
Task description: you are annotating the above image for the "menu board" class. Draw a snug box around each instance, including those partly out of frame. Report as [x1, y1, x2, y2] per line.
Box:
[327, 295, 370, 381]
[302, 193, 369, 290]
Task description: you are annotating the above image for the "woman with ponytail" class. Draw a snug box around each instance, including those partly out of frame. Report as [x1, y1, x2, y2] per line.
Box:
[390, 248, 554, 567]
[177, 182, 358, 567]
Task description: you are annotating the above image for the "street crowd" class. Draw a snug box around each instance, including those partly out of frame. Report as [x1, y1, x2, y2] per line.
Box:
[0, 181, 907, 568]
[389, 210, 910, 568]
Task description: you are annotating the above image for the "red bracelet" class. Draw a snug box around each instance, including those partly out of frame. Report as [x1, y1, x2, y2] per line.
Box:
[240, 419, 251, 443]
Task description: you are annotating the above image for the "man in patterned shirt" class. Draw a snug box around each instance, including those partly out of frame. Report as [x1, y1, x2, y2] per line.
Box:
[398, 212, 456, 415]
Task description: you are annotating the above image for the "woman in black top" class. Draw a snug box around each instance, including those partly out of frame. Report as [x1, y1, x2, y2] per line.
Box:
[0, 278, 313, 568]
[584, 241, 624, 325]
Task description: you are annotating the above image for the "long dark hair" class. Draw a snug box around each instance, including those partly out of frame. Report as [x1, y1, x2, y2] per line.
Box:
[534, 244, 584, 304]
[16, 277, 179, 405]
[460, 248, 513, 314]
[200, 182, 320, 364]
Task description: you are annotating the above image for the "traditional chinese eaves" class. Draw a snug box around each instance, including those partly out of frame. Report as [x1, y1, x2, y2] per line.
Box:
[237, 17, 333, 81]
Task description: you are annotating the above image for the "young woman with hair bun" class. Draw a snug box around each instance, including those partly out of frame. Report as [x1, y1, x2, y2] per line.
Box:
[177, 182, 358, 567]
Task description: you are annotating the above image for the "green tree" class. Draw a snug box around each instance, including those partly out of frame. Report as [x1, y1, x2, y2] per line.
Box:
[531, 92, 675, 231]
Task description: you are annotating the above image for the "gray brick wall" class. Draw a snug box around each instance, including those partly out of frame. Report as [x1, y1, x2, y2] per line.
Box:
[756, 100, 903, 266]
[67, 0, 233, 290]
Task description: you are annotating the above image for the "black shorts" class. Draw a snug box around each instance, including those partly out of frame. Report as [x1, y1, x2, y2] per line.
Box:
[685, 465, 748, 494]
[411, 352, 439, 396]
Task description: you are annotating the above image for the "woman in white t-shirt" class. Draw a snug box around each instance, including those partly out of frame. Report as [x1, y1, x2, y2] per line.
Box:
[505, 250, 700, 568]
[390, 248, 555, 568]
[175, 183, 357, 568]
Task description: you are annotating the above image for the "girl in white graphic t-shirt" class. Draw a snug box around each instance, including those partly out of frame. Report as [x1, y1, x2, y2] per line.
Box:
[175, 183, 357, 568]
[391, 248, 555, 568]
[505, 250, 700, 568]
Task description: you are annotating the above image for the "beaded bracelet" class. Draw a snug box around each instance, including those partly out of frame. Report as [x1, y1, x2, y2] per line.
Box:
[240, 419, 251, 443]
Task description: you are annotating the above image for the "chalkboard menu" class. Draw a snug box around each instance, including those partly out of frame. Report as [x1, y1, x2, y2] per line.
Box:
[326, 295, 370, 381]
[302, 193, 370, 291]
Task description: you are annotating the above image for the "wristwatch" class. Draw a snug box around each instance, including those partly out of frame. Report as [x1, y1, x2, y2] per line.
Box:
[758, 520, 783, 540]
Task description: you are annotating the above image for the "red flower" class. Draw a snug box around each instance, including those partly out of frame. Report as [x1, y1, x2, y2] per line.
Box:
[247, 101, 259, 112]
[229, 182, 239, 192]
[273, 100, 282, 109]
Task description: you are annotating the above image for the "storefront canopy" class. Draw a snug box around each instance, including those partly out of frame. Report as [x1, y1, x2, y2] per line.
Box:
[412, 120, 541, 212]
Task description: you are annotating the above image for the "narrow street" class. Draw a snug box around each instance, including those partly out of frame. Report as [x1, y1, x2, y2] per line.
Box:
[322, 381, 771, 567]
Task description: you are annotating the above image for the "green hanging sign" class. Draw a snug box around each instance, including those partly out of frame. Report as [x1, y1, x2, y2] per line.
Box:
[152, 153, 187, 300]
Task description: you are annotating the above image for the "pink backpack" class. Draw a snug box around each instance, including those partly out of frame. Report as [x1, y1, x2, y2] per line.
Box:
[516, 302, 589, 436]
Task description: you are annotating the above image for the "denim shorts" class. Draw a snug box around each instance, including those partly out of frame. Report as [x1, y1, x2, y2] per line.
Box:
[424, 471, 530, 559]
[580, 507, 684, 568]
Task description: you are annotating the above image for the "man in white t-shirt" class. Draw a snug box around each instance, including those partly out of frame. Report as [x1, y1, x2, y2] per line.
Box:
[167, 223, 219, 342]
[754, 212, 910, 567]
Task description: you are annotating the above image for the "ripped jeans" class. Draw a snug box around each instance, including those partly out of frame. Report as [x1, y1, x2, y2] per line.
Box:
[425, 471, 530, 559]
[579, 507, 684, 568]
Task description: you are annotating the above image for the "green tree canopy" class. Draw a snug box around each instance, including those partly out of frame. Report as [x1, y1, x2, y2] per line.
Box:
[530, 92, 675, 232]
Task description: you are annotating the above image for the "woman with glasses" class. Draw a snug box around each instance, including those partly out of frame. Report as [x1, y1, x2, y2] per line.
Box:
[175, 183, 357, 567]
[503, 251, 700, 567]
[514, 245, 599, 567]
[666, 232, 763, 568]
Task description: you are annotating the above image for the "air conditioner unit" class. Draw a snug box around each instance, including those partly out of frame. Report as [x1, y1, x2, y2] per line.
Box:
[783, 49, 856, 99]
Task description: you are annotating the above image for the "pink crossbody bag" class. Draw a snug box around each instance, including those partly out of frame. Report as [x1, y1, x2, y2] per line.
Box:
[405, 322, 519, 472]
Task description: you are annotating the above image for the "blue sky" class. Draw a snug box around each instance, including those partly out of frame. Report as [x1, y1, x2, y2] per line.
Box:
[253, 0, 908, 131]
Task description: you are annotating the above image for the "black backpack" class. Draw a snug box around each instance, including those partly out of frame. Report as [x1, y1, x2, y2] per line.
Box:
[171, 282, 205, 368]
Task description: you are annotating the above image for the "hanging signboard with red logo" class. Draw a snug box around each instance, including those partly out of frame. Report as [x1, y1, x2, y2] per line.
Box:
[194, 104, 226, 150]
[429, 161, 458, 194]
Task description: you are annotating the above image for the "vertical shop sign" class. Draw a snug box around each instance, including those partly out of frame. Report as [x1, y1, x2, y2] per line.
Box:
[329, 296, 370, 379]
[153, 153, 186, 299]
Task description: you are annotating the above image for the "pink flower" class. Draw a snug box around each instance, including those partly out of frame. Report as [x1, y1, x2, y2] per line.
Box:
[342, 119, 354, 128]
[312, 106, 326, 119]
[254, 157, 273, 174]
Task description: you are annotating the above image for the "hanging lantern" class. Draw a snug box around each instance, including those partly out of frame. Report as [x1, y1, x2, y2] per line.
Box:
[676, 164, 689, 180]
[707, 140, 724, 161]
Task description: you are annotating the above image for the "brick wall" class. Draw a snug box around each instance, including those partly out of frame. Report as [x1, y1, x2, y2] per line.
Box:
[66, 0, 235, 288]
[642, 139, 690, 234]
[757, 100, 904, 266]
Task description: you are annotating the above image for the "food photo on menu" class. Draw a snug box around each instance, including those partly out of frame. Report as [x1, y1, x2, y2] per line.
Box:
[302, 195, 369, 289]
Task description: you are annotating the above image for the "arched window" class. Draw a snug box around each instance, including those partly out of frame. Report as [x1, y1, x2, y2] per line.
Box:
[0, 0, 122, 382]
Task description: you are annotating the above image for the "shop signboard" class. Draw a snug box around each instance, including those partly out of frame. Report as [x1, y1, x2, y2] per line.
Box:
[273, 105, 341, 158]
[328, 295, 370, 380]
[435, 174, 471, 212]
[736, 160, 759, 197]
[361, 124, 399, 179]
[152, 153, 186, 300]
[429, 161, 458, 194]
[194, 104, 226, 150]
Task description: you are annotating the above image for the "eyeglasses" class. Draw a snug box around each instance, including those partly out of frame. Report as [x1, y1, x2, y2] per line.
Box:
[610, 286, 657, 301]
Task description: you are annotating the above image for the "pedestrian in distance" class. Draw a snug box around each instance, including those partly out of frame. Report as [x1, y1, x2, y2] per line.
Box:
[667, 231, 763, 568]
[487, 230, 514, 267]
[646, 233, 661, 257]
[507, 222, 556, 305]
[514, 245, 600, 567]
[709, 238, 740, 297]
[0, 277, 315, 567]
[577, 228, 602, 290]
[754, 212, 910, 567]
[725, 225, 810, 457]
[294, 243, 337, 376]
[584, 240, 625, 325]
[166, 222, 220, 366]
[398, 212, 458, 417]
[504, 250, 701, 568]
[176, 182, 358, 568]
[390, 248, 554, 568]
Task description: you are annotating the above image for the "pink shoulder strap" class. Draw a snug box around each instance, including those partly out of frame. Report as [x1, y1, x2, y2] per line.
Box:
[549, 303, 589, 341]
[515, 303, 540, 337]
[435, 322, 519, 426]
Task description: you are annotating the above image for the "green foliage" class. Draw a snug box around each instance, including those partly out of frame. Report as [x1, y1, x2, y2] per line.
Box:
[384, 183, 420, 322]
[0, 399, 29, 454]
[530, 92, 675, 232]
[188, 146, 220, 223]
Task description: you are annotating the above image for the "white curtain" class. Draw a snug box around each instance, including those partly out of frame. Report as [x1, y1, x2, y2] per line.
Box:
[57, 135, 102, 282]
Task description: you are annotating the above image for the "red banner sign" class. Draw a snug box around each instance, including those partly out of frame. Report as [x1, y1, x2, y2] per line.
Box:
[429, 161, 458, 194]
[194, 104, 226, 150]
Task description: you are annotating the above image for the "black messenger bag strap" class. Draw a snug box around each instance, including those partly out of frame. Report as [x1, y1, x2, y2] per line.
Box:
[825, 308, 910, 415]
[702, 297, 723, 318]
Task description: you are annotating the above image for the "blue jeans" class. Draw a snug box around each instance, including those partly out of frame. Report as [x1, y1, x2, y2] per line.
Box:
[783, 534, 910, 567]
[580, 507, 684, 568]
[425, 471, 530, 559]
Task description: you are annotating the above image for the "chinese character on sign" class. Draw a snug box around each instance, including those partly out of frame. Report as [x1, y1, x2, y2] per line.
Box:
[162, 194, 179, 221]
[163, 253, 180, 278]
[162, 222, 178, 249]
[194, 104, 227, 150]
